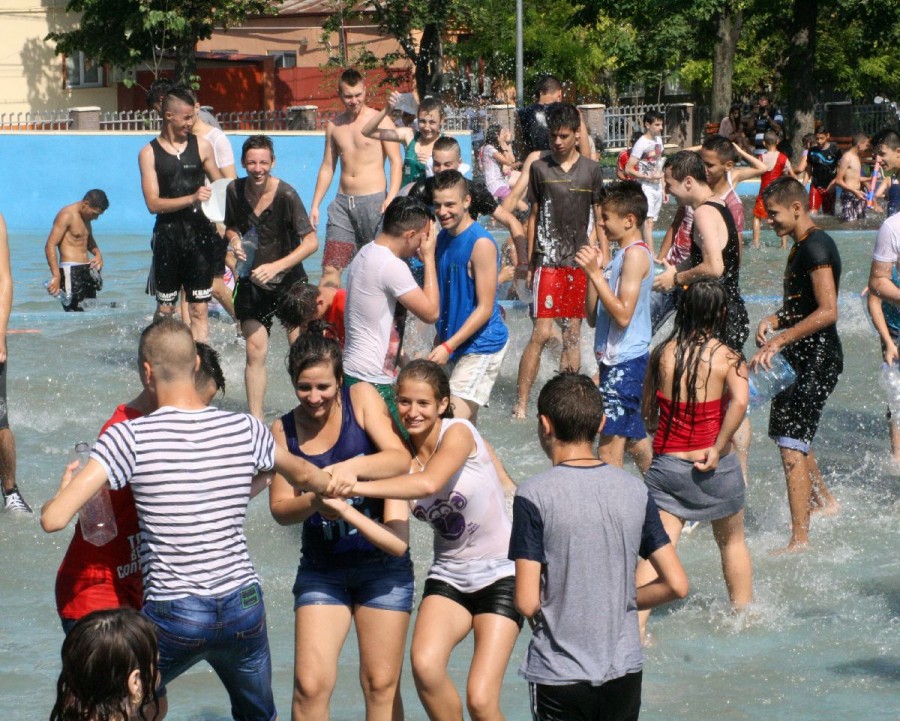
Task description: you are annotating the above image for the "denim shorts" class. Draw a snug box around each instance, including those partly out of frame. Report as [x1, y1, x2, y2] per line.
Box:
[293, 554, 415, 612]
[142, 582, 276, 721]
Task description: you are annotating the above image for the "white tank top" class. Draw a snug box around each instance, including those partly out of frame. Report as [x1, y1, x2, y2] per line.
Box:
[410, 418, 515, 592]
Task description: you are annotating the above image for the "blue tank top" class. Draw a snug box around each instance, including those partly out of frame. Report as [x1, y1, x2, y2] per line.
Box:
[883, 266, 900, 335]
[435, 221, 509, 357]
[593, 240, 653, 365]
[281, 385, 391, 569]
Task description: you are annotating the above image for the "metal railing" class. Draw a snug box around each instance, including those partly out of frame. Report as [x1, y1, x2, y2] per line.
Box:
[0, 110, 71, 131]
[603, 104, 670, 149]
[216, 109, 294, 131]
[99, 110, 159, 132]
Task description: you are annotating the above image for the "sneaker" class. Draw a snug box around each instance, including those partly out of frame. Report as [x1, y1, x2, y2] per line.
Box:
[3, 487, 33, 514]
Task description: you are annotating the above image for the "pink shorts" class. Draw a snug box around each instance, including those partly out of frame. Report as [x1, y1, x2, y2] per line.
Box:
[532, 267, 587, 319]
[492, 185, 512, 200]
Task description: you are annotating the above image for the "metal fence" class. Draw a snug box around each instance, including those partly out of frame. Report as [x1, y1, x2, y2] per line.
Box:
[216, 109, 295, 131]
[603, 104, 670, 149]
[99, 110, 159, 132]
[0, 110, 71, 131]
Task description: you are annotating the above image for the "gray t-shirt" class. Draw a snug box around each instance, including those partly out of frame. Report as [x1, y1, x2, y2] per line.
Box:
[509, 462, 669, 686]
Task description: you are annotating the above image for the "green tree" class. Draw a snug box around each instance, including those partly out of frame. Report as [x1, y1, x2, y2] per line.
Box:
[47, 0, 278, 87]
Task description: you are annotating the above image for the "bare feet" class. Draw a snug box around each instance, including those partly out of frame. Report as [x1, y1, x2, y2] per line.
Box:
[810, 498, 841, 517]
[770, 539, 809, 556]
[511, 403, 527, 420]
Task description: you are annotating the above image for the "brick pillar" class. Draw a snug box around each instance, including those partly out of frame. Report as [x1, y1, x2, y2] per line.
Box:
[288, 105, 318, 131]
[69, 106, 100, 131]
[665, 103, 694, 148]
[577, 104, 606, 147]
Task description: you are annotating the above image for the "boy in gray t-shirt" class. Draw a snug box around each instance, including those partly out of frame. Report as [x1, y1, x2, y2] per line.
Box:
[509, 373, 687, 720]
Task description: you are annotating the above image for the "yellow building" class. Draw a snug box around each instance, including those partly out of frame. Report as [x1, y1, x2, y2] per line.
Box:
[0, 1, 117, 116]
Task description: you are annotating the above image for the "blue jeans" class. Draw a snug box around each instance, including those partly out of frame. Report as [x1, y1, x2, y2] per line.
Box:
[142, 582, 276, 721]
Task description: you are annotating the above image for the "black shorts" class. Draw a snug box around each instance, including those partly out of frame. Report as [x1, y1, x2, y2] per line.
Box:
[529, 671, 642, 721]
[723, 296, 750, 356]
[235, 272, 306, 334]
[769, 342, 842, 452]
[60, 263, 102, 312]
[422, 576, 523, 627]
[212, 233, 228, 278]
[152, 217, 218, 305]
[0, 361, 8, 430]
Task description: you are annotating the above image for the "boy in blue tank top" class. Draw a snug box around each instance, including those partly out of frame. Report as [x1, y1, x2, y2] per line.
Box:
[576, 181, 653, 472]
[430, 170, 509, 423]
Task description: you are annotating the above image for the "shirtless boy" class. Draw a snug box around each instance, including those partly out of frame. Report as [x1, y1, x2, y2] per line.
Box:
[45, 190, 109, 312]
[311, 68, 403, 287]
[836, 133, 870, 222]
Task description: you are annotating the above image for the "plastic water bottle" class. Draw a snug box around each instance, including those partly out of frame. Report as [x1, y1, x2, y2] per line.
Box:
[70, 442, 118, 546]
[748, 353, 797, 409]
[44, 280, 72, 309]
[234, 227, 258, 279]
[654, 260, 668, 277]
[879, 363, 900, 417]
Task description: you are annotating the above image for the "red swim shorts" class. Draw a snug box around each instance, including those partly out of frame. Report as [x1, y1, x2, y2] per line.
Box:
[532, 266, 587, 319]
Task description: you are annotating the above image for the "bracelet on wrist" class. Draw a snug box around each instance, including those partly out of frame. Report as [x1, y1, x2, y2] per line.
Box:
[441, 342, 454, 355]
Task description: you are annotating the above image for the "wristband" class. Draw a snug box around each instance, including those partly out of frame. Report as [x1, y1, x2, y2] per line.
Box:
[441, 342, 453, 355]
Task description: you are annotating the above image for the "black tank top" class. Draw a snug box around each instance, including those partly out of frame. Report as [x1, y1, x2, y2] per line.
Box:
[690, 201, 742, 303]
[151, 134, 206, 222]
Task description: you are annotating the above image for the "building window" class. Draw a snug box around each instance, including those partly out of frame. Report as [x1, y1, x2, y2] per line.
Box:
[268, 51, 297, 69]
[66, 51, 103, 88]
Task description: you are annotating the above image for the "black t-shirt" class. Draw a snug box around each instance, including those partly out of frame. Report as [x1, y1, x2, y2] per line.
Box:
[529, 155, 604, 266]
[224, 177, 313, 287]
[779, 229, 842, 353]
[807, 144, 843, 189]
[407, 176, 498, 220]
[518, 102, 563, 158]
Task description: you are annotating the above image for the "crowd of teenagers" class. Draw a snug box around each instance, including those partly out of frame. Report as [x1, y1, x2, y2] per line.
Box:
[1, 68, 896, 721]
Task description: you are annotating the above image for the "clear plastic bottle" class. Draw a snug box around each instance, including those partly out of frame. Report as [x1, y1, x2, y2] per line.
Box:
[234, 227, 259, 279]
[748, 353, 797, 409]
[878, 362, 900, 417]
[70, 441, 118, 546]
[44, 280, 72, 309]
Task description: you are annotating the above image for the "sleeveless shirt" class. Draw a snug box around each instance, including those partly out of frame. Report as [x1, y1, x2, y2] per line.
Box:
[151, 134, 207, 223]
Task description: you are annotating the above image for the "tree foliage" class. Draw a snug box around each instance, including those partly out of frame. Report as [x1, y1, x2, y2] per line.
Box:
[47, 0, 278, 87]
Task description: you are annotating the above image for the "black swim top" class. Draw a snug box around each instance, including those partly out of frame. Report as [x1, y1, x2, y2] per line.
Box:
[151, 134, 206, 222]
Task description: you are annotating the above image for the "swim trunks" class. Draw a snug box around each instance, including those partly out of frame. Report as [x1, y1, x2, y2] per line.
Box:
[59, 262, 102, 312]
[532, 266, 587, 319]
[152, 219, 216, 304]
[322, 191, 386, 270]
[597, 353, 649, 440]
[235, 273, 307, 334]
[808, 185, 836, 216]
[840, 191, 867, 222]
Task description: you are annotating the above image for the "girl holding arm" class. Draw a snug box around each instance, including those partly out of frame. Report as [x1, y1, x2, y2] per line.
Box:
[635, 281, 752, 638]
[269, 331, 413, 721]
[361, 92, 445, 188]
[338, 359, 521, 721]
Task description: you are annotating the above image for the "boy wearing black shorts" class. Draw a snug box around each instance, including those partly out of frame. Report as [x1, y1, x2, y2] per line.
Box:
[509, 373, 687, 721]
[224, 135, 318, 419]
[751, 177, 842, 552]
[512, 104, 604, 418]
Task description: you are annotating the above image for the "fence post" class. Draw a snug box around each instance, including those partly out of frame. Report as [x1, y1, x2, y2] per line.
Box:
[487, 104, 516, 137]
[577, 104, 606, 146]
[665, 103, 694, 148]
[288, 105, 318, 131]
[69, 106, 100, 131]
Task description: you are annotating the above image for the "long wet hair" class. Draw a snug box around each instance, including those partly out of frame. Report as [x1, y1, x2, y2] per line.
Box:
[650, 280, 729, 438]
[50, 608, 159, 721]
[287, 324, 343, 387]
[396, 359, 454, 419]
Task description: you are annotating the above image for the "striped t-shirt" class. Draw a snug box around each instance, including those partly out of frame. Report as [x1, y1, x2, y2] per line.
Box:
[91, 406, 275, 601]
